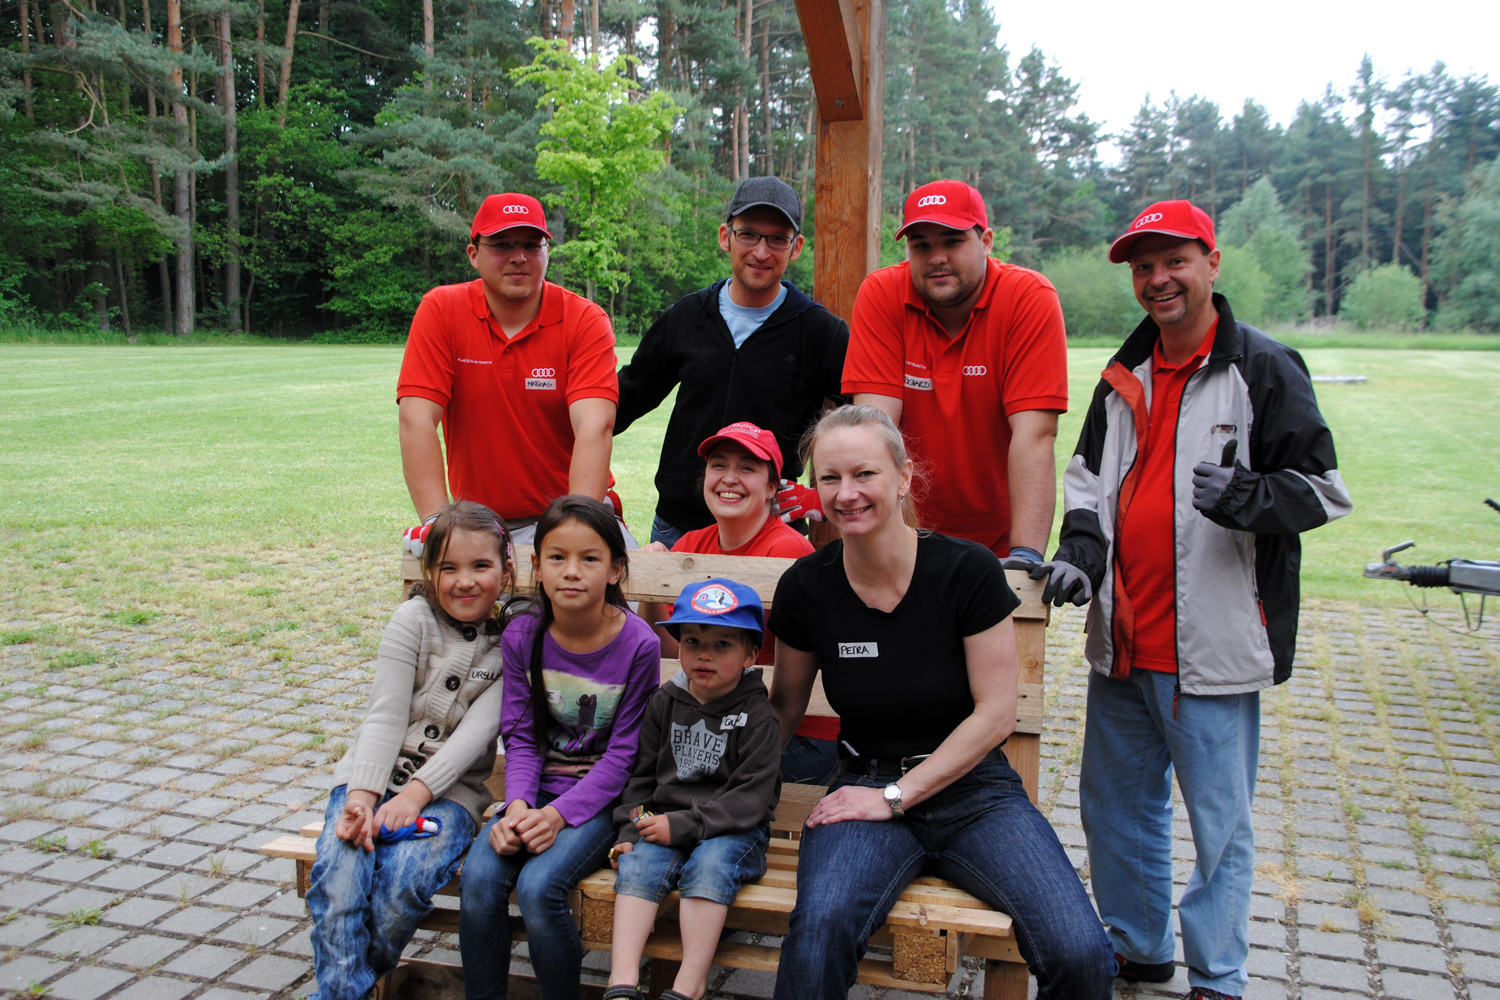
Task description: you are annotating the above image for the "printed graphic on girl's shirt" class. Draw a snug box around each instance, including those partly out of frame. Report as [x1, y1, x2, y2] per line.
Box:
[540, 668, 626, 757]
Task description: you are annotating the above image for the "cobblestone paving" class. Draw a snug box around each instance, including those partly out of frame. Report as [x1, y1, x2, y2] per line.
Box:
[2, 562, 1497, 1000]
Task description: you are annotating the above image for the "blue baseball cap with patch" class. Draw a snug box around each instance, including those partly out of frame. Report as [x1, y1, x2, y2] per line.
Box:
[656, 577, 766, 642]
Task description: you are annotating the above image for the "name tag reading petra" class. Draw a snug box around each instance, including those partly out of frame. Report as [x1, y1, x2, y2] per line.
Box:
[839, 642, 879, 658]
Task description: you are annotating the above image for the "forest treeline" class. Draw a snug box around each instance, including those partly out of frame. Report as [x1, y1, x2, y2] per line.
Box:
[3, 0, 1499, 338]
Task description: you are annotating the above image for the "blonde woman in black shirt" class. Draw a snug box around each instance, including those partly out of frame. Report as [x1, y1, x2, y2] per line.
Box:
[766, 405, 1112, 1000]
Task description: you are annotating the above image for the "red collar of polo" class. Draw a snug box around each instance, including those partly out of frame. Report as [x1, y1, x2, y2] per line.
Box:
[466, 279, 564, 337]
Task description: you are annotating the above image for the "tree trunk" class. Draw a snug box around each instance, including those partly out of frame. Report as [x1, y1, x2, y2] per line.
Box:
[277, 0, 300, 124]
[558, 0, 574, 48]
[220, 13, 241, 329]
[1361, 130, 1372, 270]
[256, 0, 265, 104]
[1323, 181, 1335, 318]
[318, 0, 328, 52]
[168, 0, 194, 333]
[1391, 160, 1406, 266]
[589, 0, 599, 58]
[114, 251, 133, 337]
[19, 0, 34, 117]
[142, 0, 154, 115]
[89, 260, 109, 331]
[760, 18, 771, 175]
[420, 0, 433, 88]
[1419, 193, 1434, 314]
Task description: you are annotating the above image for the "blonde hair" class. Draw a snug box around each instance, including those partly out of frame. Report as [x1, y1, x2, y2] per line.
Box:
[799, 405, 923, 529]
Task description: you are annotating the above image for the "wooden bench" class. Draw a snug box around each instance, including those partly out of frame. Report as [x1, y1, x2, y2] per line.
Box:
[260, 550, 1051, 999]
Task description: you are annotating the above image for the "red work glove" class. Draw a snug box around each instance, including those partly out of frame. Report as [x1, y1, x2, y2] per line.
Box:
[402, 514, 439, 559]
[777, 480, 824, 523]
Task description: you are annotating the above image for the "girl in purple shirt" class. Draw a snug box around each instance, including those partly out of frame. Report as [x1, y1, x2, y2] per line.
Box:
[460, 496, 660, 1000]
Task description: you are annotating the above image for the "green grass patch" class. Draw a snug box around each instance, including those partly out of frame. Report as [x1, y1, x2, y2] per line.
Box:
[0, 343, 1494, 612]
[1, 627, 51, 644]
[103, 609, 160, 625]
[1068, 330, 1500, 351]
[48, 650, 101, 670]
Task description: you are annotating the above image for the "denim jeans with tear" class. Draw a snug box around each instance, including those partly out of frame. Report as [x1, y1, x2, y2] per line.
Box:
[771, 757, 1114, 1000]
[306, 784, 476, 1000]
[458, 791, 616, 1000]
[1080, 668, 1260, 996]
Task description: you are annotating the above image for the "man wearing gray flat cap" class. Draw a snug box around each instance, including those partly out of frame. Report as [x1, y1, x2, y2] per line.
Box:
[616, 176, 848, 549]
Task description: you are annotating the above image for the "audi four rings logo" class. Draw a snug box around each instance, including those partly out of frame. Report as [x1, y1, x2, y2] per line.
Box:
[917, 195, 948, 207]
[531, 367, 556, 377]
[1134, 212, 1164, 228]
[963, 365, 987, 376]
[502, 204, 529, 214]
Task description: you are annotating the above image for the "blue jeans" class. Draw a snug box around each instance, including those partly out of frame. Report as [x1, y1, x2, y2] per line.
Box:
[649, 514, 686, 549]
[306, 785, 476, 1000]
[1080, 669, 1259, 996]
[779, 735, 840, 785]
[772, 758, 1113, 1000]
[614, 827, 769, 906]
[458, 792, 616, 1000]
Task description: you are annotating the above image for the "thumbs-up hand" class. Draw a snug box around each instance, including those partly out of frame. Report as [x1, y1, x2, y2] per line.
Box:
[1191, 439, 1240, 512]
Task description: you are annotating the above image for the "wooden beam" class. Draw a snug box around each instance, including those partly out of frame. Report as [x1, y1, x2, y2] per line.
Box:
[792, 0, 863, 121]
[810, 0, 884, 325]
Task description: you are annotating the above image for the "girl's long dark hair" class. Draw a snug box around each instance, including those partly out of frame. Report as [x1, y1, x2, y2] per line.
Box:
[525, 495, 630, 756]
[406, 500, 516, 645]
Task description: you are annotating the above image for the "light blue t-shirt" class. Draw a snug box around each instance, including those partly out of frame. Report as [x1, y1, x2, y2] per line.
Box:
[718, 280, 788, 349]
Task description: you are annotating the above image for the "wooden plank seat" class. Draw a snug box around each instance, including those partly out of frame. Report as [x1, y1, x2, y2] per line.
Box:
[259, 550, 1050, 999]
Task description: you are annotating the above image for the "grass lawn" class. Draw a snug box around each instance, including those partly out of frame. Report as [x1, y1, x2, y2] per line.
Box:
[0, 343, 1495, 630]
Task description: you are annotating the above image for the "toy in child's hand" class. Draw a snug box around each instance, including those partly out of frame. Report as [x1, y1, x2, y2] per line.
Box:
[377, 817, 442, 843]
[629, 806, 655, 825]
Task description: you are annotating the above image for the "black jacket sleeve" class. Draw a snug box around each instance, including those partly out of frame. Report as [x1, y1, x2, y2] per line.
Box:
[615, 305, 681, 435]
[818, 313, 851, 404]
[1203, 334, 1350, 535]
[1053, 377, 1113, 592]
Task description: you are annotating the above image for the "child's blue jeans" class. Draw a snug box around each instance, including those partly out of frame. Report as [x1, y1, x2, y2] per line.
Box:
[614, 827, 769, 906]
[306, 784, 476, 1000]
[458, 791, 616, 1000]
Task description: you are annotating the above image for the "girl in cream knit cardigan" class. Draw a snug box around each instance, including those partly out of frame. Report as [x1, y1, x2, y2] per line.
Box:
[306, 501, 513, 1000]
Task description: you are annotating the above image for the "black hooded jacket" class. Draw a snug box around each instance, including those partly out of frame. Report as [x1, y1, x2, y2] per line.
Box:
[615, 280, 848, 531]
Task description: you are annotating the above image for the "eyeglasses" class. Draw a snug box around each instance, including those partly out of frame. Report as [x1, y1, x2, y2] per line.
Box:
[731, 228, 795, 251]
[475, 239, 549, 256]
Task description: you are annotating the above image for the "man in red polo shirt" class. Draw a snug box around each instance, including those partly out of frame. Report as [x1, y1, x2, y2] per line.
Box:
[397, 193, 622, 561]
[816, 180, 1067, 566]
[1041, 202, 1349, 1000]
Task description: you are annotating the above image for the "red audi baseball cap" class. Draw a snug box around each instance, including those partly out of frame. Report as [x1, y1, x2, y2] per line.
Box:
[1109, 200, 1215, 263]
[470, 193, 553, 241]
[696, 421, 784, 481]
[896, 180, 989, 240]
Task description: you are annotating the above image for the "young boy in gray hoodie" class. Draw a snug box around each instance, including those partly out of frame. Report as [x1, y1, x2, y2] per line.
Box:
[603, 578, 783, 1000]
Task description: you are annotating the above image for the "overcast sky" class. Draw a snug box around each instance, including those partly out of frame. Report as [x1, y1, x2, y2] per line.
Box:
[991, 0, 1500, 160]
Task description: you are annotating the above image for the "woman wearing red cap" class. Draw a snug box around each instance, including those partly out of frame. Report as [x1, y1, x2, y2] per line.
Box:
[638, 422, 841, 784]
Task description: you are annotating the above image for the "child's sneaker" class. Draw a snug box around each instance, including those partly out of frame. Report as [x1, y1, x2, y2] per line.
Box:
[1186, 989, 1240, 1000]
[601, 988, 643, 1000]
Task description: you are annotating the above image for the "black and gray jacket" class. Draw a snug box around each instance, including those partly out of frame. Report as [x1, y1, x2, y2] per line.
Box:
[1055, 294, 1352, 694]
[613, 668, 782, 847]
[615, 280, 848, 532]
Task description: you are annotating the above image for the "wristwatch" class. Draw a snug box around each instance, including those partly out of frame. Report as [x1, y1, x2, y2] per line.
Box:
[882, 782, 904, 818]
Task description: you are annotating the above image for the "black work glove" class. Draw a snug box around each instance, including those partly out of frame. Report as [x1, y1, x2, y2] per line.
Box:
[999, 546, 1044, 571]
[1191, 440, 1242, 513]
[1028, 559, 1093, 607]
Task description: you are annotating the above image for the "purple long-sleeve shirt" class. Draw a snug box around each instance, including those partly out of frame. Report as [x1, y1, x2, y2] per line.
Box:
[500, 610, 660, 827]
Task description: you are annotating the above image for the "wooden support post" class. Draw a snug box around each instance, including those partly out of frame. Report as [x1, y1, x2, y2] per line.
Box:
[797, 0, 883, 325]
[983, 958, 1030, 1000]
